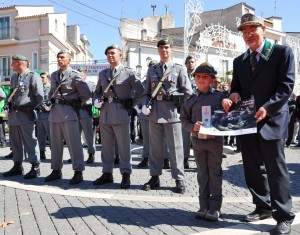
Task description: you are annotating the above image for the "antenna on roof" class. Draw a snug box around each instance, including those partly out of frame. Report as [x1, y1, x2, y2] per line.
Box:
[165, 4, 169, 15]
[151, 5, 156, 16]
[274, 0, 277, 15]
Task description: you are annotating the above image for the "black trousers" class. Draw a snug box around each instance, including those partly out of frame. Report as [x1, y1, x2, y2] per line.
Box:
[240, 133, 295, 223]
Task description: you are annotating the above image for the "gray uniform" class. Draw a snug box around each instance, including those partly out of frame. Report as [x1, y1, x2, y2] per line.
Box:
[142, 62, 193, 180]
[94, 65, 144, 174]
[8, 70, 43, 163]
[180, 89, 225, 211]
[48, 67, 91, 171]
[79, 80, 96, 155]
[37, 82, 51, 151]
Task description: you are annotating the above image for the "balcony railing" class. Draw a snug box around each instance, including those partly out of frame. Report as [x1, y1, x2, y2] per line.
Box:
[0, 27, 19, 40]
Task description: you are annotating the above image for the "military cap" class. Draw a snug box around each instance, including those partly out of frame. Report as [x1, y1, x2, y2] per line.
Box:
[157, 37, 173, 47]
[193, 62, 217, 76]
[238, 13, 264, 31]
[105, 43, 121, 55]
[148, 60, 158, 67]
[12, 54, 28, 62]
[185, 55, 195, 65]
[57, 50, 71, 56]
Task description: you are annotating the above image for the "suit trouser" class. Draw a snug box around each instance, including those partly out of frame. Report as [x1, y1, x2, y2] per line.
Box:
[9, 123, 40, 163]
[149, 121, 184, 180]
[50, 121, 85, 171]
[37, 118, 50, 151]
[100, 123, 131, 174]
[79, 117, 95, 154]
[192, 137, 223, 211]
[240, 133, 295, 223]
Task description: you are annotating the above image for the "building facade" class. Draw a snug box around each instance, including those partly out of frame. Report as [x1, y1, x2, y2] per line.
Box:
[0, 5, 93, 80]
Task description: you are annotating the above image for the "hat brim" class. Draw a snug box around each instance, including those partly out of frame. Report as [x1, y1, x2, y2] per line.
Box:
[238, 22, 262, 31]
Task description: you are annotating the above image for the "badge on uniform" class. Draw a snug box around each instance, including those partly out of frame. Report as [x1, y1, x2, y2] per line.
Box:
[151, 82, 156, 88]
[202, 106, 211, 127]
[19, 81, 29, 93]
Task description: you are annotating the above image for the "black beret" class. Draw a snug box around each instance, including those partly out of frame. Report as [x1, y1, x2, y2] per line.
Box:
[77, 67, 87, 72]
[238, 13, 264, 31]
[157, 37, 173, 47]
[105, 44, 121, 55]
[148, 60, 158, 67]
[193, 62, 217, 76]
[12, 54, 28, 62]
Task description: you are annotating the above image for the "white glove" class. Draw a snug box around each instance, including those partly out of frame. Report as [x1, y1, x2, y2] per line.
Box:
[44, 105, 52, 111]
[142, 105, 151, 115]
[94, 99, 103, 109]
[3, 109, 9, 115]
[136, 107, 142, 114]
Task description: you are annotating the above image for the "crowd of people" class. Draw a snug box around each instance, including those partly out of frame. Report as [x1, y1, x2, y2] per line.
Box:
[0, 13, 298, 234]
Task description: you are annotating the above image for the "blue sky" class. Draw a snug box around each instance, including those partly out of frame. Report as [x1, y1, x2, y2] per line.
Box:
[5, 0, 300, 62]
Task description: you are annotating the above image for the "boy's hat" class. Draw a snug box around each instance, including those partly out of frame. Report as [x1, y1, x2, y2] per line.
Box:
[193, 62, 217, 76]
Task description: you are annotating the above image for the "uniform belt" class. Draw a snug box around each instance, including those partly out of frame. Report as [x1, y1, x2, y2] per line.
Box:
[54, 99, 73, 105]
[156, 95, 173, 101]
[191, 131, 214, 139]
[103, 97, 125, 104]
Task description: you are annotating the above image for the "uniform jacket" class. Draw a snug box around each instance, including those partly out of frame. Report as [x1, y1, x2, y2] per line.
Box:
[49, 67, 91, 123]
[94, 64, 144, 125]
[180, 89, 225, 132]
[8, 70, 43, 125]
[79, 79, 96, 119]
[231, 40, 295, 140]
[142, 61, 193, 123]
[37, 82, 51, 120]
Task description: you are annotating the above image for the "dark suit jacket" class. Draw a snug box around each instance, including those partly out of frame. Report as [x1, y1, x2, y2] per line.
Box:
[231, 40, 295, 140]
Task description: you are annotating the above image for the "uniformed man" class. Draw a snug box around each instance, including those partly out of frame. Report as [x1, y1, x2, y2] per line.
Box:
[77, 67, 96, 163]
[141, 38, 193, 194]
[44, 50, 91, 185]
[36, 72, 51, 160]
[3, 54, 43, 179]
[183, 55, 197, 169]
[93, 44, 144, 189]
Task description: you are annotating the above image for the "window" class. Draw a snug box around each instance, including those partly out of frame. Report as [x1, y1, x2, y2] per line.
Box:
[32, 52, 38, 70]
[0, 16, 10, 39]
[0, 56, 11, 78]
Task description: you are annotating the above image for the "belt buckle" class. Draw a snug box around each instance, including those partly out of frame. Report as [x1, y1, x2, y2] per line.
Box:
[157, 94, 163, 101]
[108, 96, 113, 103]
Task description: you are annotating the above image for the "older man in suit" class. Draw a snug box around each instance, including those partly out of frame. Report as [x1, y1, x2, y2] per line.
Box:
[93, 44, 144, 189]
[223, 13, 295, 234]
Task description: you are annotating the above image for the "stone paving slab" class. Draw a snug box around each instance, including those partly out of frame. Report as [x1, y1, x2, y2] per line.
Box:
[0, 143, 300, 234]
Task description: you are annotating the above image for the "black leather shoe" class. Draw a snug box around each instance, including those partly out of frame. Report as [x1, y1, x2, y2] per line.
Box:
[244, 209, 272, 222]
[184, 159, 189, 169]
[40, 151, 46, 160]
[142, 176, 160, 191]
[93, 173, 113, 185]
[24, 163, 40, 179]
[69, 171, 83, 185]
[86, 153, 95, 163]
[4, 152, 13, 159]
[114, 155, 120, 165]
[275, 221, 291, 234]
[175, 180, 186, 194]
[120, 173, 130, 189]
[137, 158, 148, 168]
[44, 170, 62, 182]
[163, 159, 170, 169]
[3, 162, 23, 177]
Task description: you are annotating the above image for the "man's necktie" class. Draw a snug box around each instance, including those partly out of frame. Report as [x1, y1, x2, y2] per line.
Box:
[162, 63, 167, 74]
[250, 51, 258, 71]
[112, 68, 116, 77]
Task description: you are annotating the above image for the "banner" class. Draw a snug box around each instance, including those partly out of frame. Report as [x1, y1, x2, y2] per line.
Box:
[70, 64, 110, 77]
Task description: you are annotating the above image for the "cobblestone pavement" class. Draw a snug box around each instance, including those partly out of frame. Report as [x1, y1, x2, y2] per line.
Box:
[0, 143, 300, 235]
